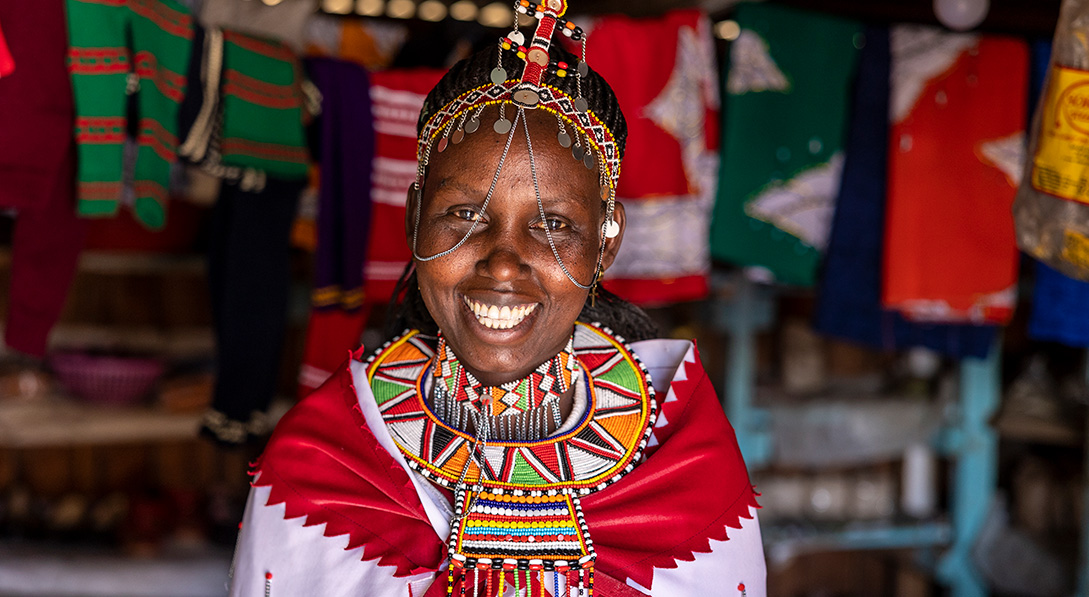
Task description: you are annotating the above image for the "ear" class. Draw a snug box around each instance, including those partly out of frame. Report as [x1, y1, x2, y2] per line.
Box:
[599, 200, 626, 273]
[404, 183, 418, 247]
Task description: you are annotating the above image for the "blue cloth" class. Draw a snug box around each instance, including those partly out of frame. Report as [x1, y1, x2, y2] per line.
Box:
[1026, 40, 1089, 347]
[813, 26, 996, 359]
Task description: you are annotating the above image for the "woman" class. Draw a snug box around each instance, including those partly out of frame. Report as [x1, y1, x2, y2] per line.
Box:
[231, 2, 764, 594]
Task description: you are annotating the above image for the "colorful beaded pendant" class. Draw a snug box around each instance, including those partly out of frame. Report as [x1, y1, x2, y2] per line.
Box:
[367, 323, 657, 596]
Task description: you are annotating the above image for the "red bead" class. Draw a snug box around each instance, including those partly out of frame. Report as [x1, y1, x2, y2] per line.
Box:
[737, 583, 745, 592]
[558, 61, 568, 69]
[266, 572, 274, 580]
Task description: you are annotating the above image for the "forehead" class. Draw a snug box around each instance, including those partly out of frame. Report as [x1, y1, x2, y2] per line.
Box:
[423, 105, 601, 203]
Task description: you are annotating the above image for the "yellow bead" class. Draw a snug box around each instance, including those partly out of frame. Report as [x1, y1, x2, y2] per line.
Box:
[517, 51, 525, 59]
[503, 42, 511, 50]
[557, 69, 567, 77]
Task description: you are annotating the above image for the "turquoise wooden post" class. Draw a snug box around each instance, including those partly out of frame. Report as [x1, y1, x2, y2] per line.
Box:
[937, 344, 1000, 597]
[716, 275, 773, 469]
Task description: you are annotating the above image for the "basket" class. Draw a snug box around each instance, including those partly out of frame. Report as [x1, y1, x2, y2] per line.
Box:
[51, 353, 165, 406]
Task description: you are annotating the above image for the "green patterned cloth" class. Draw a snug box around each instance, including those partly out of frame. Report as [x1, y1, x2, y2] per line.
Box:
[710, 3, 862, 286]
[179, 27, 309, 182]
[66, 0, 193, 229]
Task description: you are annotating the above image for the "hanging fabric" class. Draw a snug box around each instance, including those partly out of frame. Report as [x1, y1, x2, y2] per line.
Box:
[0, 15, 14, 77]
[66, 0, 193, 229]
[813, 26, 997, 359]
[711, 2, 862, 286]
[297, 56, 375, 396]
[177, 25, 311, 186]
[359, 69, 445, 304]
[882, 26, 1027, 324]
[583, 9, 719, 305]
[0, 0, 88, 357]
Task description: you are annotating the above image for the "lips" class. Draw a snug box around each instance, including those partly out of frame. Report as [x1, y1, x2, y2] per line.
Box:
[463, 296, 538, 330]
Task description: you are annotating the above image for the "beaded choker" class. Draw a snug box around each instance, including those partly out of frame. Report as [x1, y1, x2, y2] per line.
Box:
[432, 334, 578, 442]
[367, 323, 657, 597]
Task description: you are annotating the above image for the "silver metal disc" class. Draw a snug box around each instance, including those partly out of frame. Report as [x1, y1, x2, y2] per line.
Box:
[557, 131, 571, 148]
[465, 116, 480, 134]
[437, 137, 448, 153]
[572, 144, 584, 160]
[452, 128, 465, 144]
[494, 118, 512, 134]
[573, 97, 589, 113]
[577, 61, 589, 77]
[513, 88, 539, 107]
[490, 67, 507, 85]
[583, 151, 594, 169]
[508, 30, 525, 45]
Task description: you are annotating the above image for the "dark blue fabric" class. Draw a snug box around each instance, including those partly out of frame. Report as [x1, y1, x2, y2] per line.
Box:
[813, 26, 996, 359]
[1026, 40, 1089, 347]
[305, 57, 374, 306]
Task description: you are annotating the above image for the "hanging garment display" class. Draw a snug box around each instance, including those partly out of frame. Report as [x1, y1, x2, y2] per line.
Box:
[584, 9, 719, 305]
[297, 57, 375, 395]
[813, 26, 996, 359]
[0, 0, 88, 357]
[65, 0, 193, 229]
[178, 26, 311, 186]
[883, 26, 1027, 324]
[1014, 0, 1089, 281]
[201, 178, 304, 445]
[711, 2, 862, 286]
[360, 68, 445, 305]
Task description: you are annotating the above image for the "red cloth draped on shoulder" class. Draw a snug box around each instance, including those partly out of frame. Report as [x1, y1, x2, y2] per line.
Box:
[251, 344, 759, 593]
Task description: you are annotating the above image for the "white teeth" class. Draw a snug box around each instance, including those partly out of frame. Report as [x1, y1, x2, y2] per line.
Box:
[465, 298, 537, 329]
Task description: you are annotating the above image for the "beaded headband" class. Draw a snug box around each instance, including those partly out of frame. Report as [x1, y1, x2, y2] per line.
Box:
[411, 0, 621, 290]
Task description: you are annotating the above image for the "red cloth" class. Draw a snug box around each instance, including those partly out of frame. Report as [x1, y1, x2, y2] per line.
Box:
[297, 307, 369, 396]
[252, 342, 758, 593]
[361, 69, 444, 305]
[6, 149, 88, 357]
[584, 10, 719, 305]
[0, 0, 75, 211]
[883, 33, 1027, 324]
[0, 0, 87, 356]
[0, 17, 14, 77]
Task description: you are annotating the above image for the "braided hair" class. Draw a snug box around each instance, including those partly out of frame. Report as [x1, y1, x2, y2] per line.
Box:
[387, 43, 659, 343]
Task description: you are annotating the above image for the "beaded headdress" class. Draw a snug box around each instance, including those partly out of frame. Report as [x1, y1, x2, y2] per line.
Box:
[411, 0, 623, 291]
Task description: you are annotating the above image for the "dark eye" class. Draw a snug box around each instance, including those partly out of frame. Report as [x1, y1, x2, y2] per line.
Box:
[451, 208, 483, 222]
[531, 217, 569, 232]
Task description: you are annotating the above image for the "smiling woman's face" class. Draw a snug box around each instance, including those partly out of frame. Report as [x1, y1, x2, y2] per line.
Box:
[409, 106, 624, 386]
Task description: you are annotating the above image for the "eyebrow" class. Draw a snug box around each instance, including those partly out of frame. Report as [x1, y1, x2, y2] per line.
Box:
[433, 178, 591, 208]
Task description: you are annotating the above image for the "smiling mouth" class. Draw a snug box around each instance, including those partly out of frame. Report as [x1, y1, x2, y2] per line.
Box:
[463, 296, 538, 330]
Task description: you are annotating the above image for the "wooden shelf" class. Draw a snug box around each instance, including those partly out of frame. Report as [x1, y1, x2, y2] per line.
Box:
[0, 249, 205, 276]
[0, 396, 201, 448]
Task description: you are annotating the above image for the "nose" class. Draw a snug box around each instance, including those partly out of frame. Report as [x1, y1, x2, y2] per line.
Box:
[475, 226, 529, 282]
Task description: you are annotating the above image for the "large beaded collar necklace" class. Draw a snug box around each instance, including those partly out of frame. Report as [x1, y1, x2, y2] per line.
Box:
[366, 322, 657, 596]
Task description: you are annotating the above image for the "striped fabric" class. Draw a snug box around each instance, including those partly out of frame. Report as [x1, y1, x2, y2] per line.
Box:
[66, 0, 193, 229]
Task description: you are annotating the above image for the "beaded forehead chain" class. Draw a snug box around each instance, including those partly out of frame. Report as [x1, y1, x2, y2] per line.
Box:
[411, 0, 621, 290]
